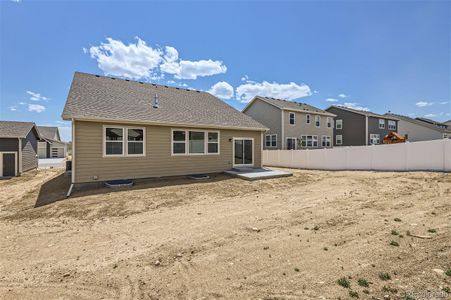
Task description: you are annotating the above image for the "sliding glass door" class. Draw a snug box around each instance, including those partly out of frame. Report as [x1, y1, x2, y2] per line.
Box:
[233, 138, 253, 166]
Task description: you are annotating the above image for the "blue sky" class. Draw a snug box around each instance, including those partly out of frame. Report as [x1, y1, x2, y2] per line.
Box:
[1, 0, 450, 141]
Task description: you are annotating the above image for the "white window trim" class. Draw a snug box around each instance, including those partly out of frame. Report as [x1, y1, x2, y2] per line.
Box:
[0, 152, 18, 177]
[306, 114, 311, 124]
[103, 125, 146, 158]
[336, 119, 343, 130]
[388, 120, 396, 130]
[336, 135, 343, 145]
[289, 112, 296, 125]
[300, 135, 319, 148]
[315, 115, 320, 128]
[286, 137, 297, 150]
[370, 133, 380, 145]
[326, 117, 332, 128]
[321, 135, 331, 147]
[171, 129, 220, 156]
[265, 134, 277, 148]
[232, 137, 254, 167]
[379, 119, 385, 129]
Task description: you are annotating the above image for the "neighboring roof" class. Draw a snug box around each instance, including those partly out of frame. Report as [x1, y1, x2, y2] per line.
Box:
[37, 126, 60, 142]
[385, 113, 451, 133]
[327, 105, 396, 120]
[0, 121, 41, 138]
[243, 96, 336, 117]
[415, 117, 448, 129]
[62, 72, 267, 131]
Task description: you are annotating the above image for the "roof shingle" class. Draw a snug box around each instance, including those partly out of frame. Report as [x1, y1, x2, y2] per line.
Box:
[62, 72, 267, 131]
[0, 121, 39, 138]
[246, 96, 335, 116]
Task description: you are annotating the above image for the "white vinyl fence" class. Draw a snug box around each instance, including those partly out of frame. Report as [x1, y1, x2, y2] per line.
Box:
[263, 139, 451, 172]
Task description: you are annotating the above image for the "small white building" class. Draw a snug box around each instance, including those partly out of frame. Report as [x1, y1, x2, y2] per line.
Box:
[37, 126, 67, 158]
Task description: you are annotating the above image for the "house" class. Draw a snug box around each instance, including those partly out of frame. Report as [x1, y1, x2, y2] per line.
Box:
[242, 96, 336, 150]
[384, 113, 451, 141]
[444, 120, 451, 127]
[325, 106, 398, 146]
[0, 121, 41, 177]
[37, 126, 67, 158]
[62, 72, 267, 187]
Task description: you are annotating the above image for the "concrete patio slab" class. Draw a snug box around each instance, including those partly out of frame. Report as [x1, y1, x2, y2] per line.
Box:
[224, 167, 292, 181]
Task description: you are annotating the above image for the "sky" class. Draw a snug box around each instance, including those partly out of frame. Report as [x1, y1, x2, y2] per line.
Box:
[1, 0, 450, 142]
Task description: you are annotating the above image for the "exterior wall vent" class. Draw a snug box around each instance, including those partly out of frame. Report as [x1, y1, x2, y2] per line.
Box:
[152, 94, 159, 109]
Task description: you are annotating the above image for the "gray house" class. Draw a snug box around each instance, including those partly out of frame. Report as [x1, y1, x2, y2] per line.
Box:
[37, 126, 67, 158]
[385, 113, 451, 141]
[0, 121, 41, 177]
[243, 96, 336, 150]
[326, 106, 398, 146]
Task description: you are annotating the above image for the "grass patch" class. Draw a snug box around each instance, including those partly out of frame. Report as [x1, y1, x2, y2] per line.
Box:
[349, 290, 359, 298]
[378, 272, 391, 281]
[337, 277, 351, 288]
[357, 278, 369, 287]
[362, 289, 369, 294]
[382, 286, 398, 293]
[446, 269, 451, 276]
[389, 240, 399, 247]
[391, 230, 399, 235]
[442, 287, 450, 293]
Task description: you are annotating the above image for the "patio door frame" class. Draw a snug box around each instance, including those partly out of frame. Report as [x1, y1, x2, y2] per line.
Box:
[232, 137, 254, 167]
[0, 152, 17, 177]
[286, 137, 297, 150]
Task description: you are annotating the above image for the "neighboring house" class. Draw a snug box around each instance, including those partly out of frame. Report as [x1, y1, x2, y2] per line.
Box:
[444, 120, 451, 127]
[37, 126, 67, 158]
[385, 113, 451, 141]
[242, 96, 336, 150]
[326, 106, 398, 146]
[62, 72, 267, 185]
[0, 121, 41, 177]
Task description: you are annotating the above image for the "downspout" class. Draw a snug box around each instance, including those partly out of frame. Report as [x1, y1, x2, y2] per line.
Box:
[67, 118, 75, 197]
[365, 115, 368, 146]
[18, 138, 22, 175]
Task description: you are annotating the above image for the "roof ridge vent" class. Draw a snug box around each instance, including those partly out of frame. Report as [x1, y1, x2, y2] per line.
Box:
[152, 93, 160, 109]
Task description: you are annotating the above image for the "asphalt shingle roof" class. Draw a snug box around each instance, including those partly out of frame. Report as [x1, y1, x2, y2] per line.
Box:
[250, 96, 335, 116]
[385, 113, 451, 133]
[328, 105, 396, 120]
[0, 121, 39, 138]
[37, 126, 59, 141]
[62, 72, 267, 131]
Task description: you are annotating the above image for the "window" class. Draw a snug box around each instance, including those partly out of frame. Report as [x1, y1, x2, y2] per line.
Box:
[379, 119, 385, 129]
[370, 134, 380, 145]
[315, 115, 320, 127]
[189, 131, 205, 154]
[289, 112, 296, 125]
[104, 126, 145, 156]
[327, 117, 332, 128]
[127, 128, 144, 155]
[172, 129, 219, 155]
[388, 120, 396, 130]
[322, 136, 331, 147]
[208, 132, 219, 153]
[265, 134, 277, 147]
[306, 114, 311, 124]
[172, 130, 186, 154]
[336, 135, 343, 145]
[105, 127, 124, 156]
[300, 135, 318, 148]
[336, 119, 343, 129]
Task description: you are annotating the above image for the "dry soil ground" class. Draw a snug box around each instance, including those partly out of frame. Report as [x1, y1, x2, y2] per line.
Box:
[0, 169, 450, 300]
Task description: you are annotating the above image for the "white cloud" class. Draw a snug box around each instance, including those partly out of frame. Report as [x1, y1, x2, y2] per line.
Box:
[326, 98, 338, 102]
[241, 75, 249, 81]
[439, 101, 449, 105]
[89, 37, 163, 80]
[27, 91, 48, 101]
[28, 104, 46, 113]
[9, 106, 17, 111]
[415, 101, 434, 107]
[313, 90, 319, 94]
[338, 102, 369, 111]
[424, 113, 436, 118]
[236, 81, 312, 103]
[338, 93, 348, 98]
[19, 102, 26, 105]
[88, 37, 227, 80]
[208, 81, 234, 100]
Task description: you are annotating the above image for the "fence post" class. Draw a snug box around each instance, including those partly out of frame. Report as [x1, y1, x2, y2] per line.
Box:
[404, 142, 408, 171]
[277, 149, 280, 167]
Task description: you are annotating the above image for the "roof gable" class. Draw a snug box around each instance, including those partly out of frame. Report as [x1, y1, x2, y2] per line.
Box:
[327, 105, 395, 120]
[37, 126, 60, 141]
[62, 72, 267, 131]
[0, 121, 41, 139]
[385, 113, 451, 133]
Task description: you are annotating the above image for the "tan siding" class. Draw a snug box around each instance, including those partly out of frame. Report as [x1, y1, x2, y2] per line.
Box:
[74, 121, 262, 183]
[243, 99, 281, 149]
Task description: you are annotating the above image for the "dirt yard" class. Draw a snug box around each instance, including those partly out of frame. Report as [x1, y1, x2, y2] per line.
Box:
[0, 169, 449, 300]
